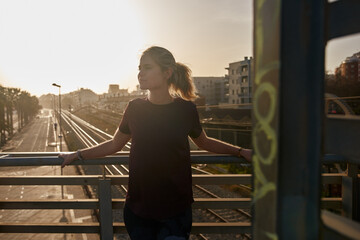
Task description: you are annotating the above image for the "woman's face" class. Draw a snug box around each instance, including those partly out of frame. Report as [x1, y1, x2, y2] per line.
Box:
[138, 55, 170, 91]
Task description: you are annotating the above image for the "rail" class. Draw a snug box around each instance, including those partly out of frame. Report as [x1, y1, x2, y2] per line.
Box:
[0, 152, 357, 239]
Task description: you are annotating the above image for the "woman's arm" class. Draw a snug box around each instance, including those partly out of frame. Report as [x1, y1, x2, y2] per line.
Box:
[191, 130, 252, 162]
[60, 129, 131, 168]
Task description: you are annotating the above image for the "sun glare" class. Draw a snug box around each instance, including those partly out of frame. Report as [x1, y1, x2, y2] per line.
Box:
[0, 0, 146, 96]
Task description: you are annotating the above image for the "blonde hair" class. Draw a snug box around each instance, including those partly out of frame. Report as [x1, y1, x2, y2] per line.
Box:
[141, 46, 197, 101]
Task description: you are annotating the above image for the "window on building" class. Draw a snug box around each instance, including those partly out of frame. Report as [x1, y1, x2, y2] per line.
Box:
[242, 66, 248, 72]
[232, 99, 235, 104]
[242, 77, 248, 83]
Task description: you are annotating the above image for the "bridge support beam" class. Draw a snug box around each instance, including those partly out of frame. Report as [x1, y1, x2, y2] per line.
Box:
[252, 0, 325, 238]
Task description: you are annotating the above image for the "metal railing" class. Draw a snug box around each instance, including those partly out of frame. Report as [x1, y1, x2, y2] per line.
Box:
[0, 151, 357, 239]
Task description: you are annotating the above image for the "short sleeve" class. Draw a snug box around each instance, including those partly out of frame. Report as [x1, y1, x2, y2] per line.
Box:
[188, 103, 203, 138]
[119, 102, 131, 134]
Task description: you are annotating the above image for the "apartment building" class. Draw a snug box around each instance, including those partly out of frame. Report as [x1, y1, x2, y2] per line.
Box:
[335, 51, 360, 82]
[226, 57, 253, 108]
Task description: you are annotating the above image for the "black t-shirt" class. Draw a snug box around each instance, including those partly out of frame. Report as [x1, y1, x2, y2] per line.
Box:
[119, 97, 202, 219]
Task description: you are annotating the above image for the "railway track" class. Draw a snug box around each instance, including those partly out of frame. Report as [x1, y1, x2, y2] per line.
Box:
[60, 110, 252, 239]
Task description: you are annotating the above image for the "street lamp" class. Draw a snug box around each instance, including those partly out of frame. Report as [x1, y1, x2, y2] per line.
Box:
[52, 83, 67, 223]
[52, 83, 62, 152]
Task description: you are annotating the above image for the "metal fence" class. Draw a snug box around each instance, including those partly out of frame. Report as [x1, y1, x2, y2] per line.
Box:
[0, 151, 357, 239]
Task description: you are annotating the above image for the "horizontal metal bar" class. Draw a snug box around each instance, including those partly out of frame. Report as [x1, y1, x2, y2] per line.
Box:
[0, 174, 252, 185]
[0, 223, 101, 233]
[0, 154, 248, 166]
[0, 199, 99, 209]
[323, 154, 348, 164]
[0, 151, 130, 157]
[0, 152, 65, 157]
[191, 155, 249, 164]
[0, 222, 251, 234]
[189, 222, 251, 234]
[0, 151, 353, 166]
[193, 198, 251, 209]
[321, 198, 343, 209]
[327, 0, 360, 40]
[325, 116, 360, 164]
[322, 173, 346, 184]
[0, 173, 350, 186]
[0, 198, 341, 210]
[114, 198, 251, 210]
[0, 155, 124, 166]
[322, 210, 360, 239]
[0, 150, 228, 157]
[0, 175, 104, 185]
[189, 174, 251, 185]
[0, 198, 252, 210]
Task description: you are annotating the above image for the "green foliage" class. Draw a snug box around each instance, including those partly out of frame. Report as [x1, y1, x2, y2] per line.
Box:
[228, 163, 252, 174]
[0, 85, 41, 146]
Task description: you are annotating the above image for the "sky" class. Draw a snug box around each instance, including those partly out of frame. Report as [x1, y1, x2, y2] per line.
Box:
[0, 0, 359, 97]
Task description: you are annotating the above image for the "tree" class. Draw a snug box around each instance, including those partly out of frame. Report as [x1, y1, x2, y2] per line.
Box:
[0, 86, 41, 146]
[0, 86, 6, 145]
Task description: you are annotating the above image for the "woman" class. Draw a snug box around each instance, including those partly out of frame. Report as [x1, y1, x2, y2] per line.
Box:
[60, 46, 251, 239]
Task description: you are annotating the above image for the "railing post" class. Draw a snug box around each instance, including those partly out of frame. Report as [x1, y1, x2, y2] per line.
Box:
[98, 178, 113, 239]
[342, 163, 360, 221]
[233, 131, 237, 146]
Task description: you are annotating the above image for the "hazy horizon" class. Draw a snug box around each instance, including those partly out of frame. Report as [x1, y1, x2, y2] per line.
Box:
[1, 0, 359, 97]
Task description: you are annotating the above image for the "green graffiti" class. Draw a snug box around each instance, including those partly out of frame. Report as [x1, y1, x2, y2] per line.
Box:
[252, 156, 276, 203]
[252, 75, 278, 202]
[255, 61, 280, 85]
[253, 82, 278, 165]
[252, 156, 268, 184]
[252, 0, 281, 239]
[265, 232, 279, 240]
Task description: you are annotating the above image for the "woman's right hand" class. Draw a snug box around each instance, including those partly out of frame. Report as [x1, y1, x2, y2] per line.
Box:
[59, 152, 77, 168]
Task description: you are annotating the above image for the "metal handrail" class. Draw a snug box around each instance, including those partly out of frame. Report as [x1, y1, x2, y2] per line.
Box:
[0, 152, 356, 239]
[0, 151, 350, 166]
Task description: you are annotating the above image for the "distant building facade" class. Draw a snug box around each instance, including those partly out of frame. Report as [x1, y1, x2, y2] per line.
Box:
[98, 84, 147, 112]
[193, 77, 227, 105]
[226, 57, 254, 108]
[335, 52, 360, 82]
[65, 88, 98, 109]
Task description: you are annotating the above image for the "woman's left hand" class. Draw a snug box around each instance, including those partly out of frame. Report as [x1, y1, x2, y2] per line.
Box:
[59, 152, 77, 168]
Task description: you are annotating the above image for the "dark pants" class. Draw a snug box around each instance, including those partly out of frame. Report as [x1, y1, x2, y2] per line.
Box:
[123, 204, 192, 240]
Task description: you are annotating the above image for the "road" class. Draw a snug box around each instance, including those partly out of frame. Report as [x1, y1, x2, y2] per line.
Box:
[0, 109, 99, 240]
